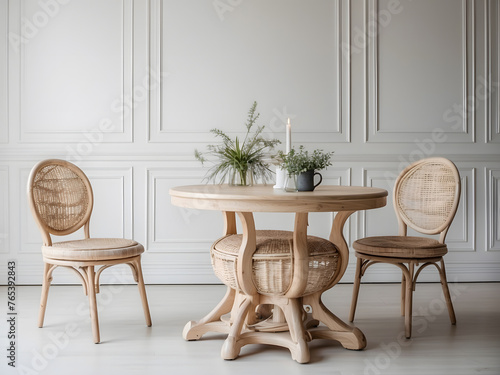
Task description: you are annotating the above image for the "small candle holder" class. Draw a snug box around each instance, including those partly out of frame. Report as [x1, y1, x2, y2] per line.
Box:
[274, 166, 286, 189]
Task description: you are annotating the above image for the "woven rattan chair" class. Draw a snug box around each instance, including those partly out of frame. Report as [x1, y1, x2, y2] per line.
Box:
[27, 159, 152, 343]
[349, 157, 460, 338]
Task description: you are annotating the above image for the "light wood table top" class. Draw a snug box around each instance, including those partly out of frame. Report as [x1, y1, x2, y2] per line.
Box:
[170, 184, 388, 212]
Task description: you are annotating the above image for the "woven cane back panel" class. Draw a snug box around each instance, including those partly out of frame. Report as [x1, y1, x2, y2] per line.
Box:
[211, 230, 339, 296]
[396, 160, 459, 233]
[31, 164, 91, 233]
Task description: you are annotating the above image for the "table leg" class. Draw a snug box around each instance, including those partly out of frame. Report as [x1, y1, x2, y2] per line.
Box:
[221, 294, 254, 360]
[328, 210, 355, 288]
[304, 291, 366, 350]
[182, 211, 255, 344]
[281, 298, 311, 363]
[183, 286, 236, 340]
[221, 293, 312, 364]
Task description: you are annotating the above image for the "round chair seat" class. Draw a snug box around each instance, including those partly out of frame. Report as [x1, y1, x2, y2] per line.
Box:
[211, 230, 339, 296]
[353, 236, 448, 259]
[42, 238, 144, 261]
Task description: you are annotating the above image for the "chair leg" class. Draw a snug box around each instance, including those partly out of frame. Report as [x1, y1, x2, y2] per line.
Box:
[349, 256, 363, 322]
[85, 266, 100, 344]
[438, 259, 457, 325]
[38, 262, 52, 328]
[133, 257, 152, 327]
[400, 273, 406, 316]
[404, 263, 414, 339]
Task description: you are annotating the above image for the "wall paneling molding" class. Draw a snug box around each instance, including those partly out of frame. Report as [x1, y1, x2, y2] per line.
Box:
[364, 0, 476, 143]
[486, 168, 500, 251]
[1, 1, 499, 284]
[0, 0, 7, 143]
[0, 167, 9, 254]
[149, 0, 352, 145]
[146, 167, 219, 252]
[486, 0, 500, 142]
[10, 0, 134, 143]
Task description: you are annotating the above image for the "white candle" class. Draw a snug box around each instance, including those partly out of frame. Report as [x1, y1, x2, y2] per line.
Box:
[286, 118, 291, 154]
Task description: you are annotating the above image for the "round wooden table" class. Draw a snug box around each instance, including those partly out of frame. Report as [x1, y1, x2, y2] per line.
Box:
[170, 184, 388, 363]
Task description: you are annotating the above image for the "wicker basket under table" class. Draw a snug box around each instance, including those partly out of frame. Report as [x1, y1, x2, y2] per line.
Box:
[211, 230, 339, 296]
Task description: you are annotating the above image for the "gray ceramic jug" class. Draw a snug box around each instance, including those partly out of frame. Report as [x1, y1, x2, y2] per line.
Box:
[297, 170, 322, 191]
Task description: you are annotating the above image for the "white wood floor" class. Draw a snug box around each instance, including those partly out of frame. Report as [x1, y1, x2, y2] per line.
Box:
[2, 283, 499, 375]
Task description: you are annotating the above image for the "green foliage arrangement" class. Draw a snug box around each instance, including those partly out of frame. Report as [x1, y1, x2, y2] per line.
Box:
[195, 102, 280, 185]
[278, 146, 334, 176]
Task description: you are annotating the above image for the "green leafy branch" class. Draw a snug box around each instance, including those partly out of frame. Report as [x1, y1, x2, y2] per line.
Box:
[278, 146, 333, 176]
[195, 101, 280, 185]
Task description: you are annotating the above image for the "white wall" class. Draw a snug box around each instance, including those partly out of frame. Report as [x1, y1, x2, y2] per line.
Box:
[0, 0, 499, 285]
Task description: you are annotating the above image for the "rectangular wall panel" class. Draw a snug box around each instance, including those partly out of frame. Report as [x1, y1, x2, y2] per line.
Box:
[0, 0, 7, 143]
[0, 167, 8, 253]
[84, 167, 133, 239]
[359, 168, 400, 239]
[487, 0, 500, 142]
[149, 0, 351, 145]
[446, 168, 476, 251]
[147, 168, 223, 252]
[12, 0, 133, 143]
[365, 0, 475, 143]
[486, 168, 500, 251]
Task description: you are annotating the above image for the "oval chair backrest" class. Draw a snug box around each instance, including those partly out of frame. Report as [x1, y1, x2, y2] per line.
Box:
[27, 159, 94, 246]
[393, 157, 461, 242]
